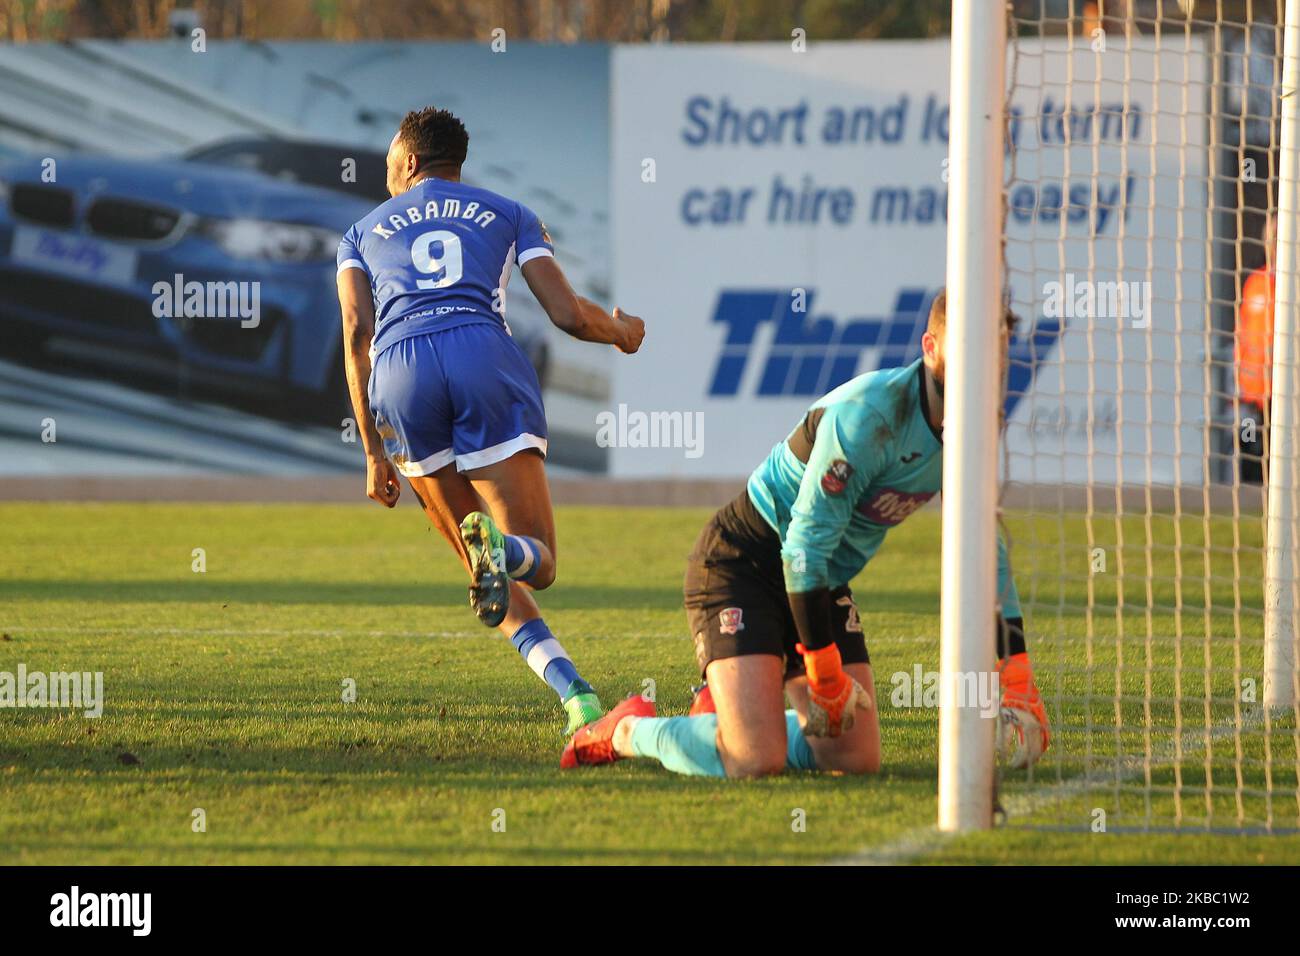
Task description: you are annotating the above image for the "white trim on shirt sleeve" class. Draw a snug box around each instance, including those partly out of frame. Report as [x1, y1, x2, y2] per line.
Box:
[337, 259, 368, 275]
[516, 247, 554, 267]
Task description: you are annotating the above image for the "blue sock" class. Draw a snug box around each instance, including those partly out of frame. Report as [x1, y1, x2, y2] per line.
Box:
[629, 714, 726, 777]
[508, 618, 583, 699]
[502, 535, 542, 582]
[785, 710, 818, 771]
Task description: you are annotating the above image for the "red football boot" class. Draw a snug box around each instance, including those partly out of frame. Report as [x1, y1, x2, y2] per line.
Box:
[689, 682, 716, 716]
[560, 693, 656, 769]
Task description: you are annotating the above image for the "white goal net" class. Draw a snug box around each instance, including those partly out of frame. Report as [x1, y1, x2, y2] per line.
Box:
[994, 0, 1300, 833]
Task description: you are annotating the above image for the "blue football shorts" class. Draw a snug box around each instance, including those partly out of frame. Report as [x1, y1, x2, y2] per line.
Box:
[368, 320, 547, 476]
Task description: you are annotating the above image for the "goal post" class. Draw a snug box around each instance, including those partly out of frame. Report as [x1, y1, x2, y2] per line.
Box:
[938, 0, 1007, 833]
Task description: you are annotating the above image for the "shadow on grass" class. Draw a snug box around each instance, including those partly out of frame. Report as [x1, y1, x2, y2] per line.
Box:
[0, 578, 937, 618]
[0, 739, 935, 793]
[0, 578, 682, 610]
[0, 837, 862, 865]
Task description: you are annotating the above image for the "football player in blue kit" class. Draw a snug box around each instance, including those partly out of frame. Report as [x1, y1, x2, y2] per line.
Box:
[336, 107, 644, 735]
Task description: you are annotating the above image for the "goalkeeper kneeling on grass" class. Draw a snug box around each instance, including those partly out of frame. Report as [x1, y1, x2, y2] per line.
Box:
[562, 289, 1050, 776]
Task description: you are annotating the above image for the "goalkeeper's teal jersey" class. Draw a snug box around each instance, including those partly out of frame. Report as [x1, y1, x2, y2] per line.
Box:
[746, 358, 1021, 618]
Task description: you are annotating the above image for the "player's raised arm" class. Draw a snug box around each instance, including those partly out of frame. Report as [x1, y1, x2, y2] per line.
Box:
[336, 260, 400, 509]
[521, 255, 644, 354]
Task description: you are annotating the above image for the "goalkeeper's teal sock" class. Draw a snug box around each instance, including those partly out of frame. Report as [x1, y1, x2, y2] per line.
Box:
[629, 714, 726, 778]
[785, 709, 818, 771]
[627, 711, 818, 777]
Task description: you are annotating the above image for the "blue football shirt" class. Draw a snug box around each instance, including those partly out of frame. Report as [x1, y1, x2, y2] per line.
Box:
[337, 177, 553, 351]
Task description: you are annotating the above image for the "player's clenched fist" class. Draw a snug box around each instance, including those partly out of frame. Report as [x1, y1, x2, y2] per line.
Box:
[366, 455, 401, 508]
[797, 642, 873, 737]
[612, 307, 645, 354]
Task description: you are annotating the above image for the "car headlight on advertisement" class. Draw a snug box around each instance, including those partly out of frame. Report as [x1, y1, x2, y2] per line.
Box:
[201, 217, 339, 262]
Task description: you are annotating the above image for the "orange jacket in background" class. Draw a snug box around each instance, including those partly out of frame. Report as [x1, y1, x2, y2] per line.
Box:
[1237, 266, 1275, 407]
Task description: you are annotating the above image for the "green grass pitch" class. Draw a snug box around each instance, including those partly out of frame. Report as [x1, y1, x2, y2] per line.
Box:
[0, 501, 1297, 865]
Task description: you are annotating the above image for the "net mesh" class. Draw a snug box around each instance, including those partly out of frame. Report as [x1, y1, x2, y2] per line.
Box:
[999, 0, 1300, 832]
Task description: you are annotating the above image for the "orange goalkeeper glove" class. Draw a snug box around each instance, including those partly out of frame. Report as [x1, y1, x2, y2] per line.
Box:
[997, 652, 1051, 766]
[796, 643, 873, 737]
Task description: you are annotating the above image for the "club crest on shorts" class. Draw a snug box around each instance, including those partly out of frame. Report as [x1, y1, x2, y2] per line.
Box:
[718, 606, 745, 635]
[821, 459, 854, 495]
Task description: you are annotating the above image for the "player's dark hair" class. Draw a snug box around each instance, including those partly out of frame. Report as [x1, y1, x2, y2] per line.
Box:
[397, 106, 469, 170]
[926, 289, 1019, 337]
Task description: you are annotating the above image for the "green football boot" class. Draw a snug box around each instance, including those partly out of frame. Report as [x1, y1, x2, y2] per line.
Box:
[459, 511, 510, 628]
[562, 680, 605, 736]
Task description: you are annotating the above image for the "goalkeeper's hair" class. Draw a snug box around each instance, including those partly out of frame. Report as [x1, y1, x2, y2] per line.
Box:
[926, 289, 1020, 337]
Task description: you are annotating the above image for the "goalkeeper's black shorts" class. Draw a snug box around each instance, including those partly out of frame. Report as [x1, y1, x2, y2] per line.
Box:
[683, 489, 870, 681]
